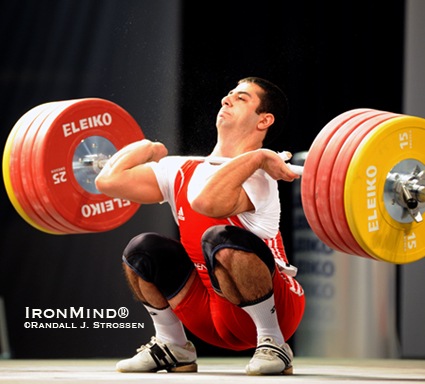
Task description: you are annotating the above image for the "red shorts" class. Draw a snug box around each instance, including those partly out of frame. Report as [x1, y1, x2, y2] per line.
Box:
[173, 267, 305, 351]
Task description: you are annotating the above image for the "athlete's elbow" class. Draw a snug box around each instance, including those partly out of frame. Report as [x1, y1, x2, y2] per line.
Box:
[95, 174, 117, 197]
[191, 196, 232, 219]
[95, 175, 106, 193]
[191, 197, 213, 216]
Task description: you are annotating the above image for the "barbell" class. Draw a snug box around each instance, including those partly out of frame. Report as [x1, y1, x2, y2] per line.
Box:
[3, 99, 425, 265]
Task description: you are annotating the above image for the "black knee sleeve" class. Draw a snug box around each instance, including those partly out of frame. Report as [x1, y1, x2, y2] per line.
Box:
[201, 225, 276, 293]
[123, 232, 194, 300]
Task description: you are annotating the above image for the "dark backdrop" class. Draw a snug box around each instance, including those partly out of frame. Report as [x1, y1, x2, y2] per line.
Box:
[0, 0, 405, 358]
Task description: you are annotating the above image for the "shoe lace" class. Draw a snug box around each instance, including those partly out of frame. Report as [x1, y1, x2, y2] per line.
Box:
[254, 346, 277, 357]
[136, 337, 157, 353]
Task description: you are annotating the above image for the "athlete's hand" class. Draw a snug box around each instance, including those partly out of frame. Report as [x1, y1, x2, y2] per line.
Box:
[147, 140, 168, 163]
[258, 149, 299, 182]
[106, 139, 168, 169]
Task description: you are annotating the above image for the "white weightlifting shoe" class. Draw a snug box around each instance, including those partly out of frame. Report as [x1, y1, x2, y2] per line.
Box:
[116, 336, 197, 373]
[245, 336, 293, 375]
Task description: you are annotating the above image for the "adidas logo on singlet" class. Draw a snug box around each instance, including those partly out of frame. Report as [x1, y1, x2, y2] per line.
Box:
[178, 207, 185, 221]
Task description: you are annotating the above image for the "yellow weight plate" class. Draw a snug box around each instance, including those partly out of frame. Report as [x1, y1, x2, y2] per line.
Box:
[345, 116, 425, 263]
[2, 103, 62, 234]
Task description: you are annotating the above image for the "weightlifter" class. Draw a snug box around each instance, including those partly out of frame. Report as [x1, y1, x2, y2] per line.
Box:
[95, 77, 305, 375]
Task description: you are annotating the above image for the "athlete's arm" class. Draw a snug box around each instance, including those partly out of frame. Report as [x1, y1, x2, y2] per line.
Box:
[95, 139, 167, 204]
[191, 149, 299, 219]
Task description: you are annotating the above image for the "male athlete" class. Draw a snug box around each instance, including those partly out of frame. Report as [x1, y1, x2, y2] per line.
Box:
[95, 77, 305, 375]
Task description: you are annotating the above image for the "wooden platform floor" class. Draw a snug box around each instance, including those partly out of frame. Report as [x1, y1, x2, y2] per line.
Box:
[0, 357, 424, 383]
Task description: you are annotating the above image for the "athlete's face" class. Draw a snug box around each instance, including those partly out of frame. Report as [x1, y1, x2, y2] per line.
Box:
[216, 82, 264, 133]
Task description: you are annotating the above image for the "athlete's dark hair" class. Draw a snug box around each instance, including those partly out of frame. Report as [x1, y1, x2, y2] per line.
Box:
[238, 77, 289, 146]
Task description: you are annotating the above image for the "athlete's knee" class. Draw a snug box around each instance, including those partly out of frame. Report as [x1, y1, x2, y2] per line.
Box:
[201, 225, 276, 291]
[123, 232, 194, 300]
[213, 246, 234, 265]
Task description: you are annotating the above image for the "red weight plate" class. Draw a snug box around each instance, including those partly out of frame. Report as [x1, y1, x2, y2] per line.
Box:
[315, 110, 387, 257]
[330, 112, 400, 258]
[8, 102, 71, 234]
[20, 100, 87, 233]
[32, 98, 144, 232]
[5, 102, 64, 234]
[301, 109, 373, 252]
